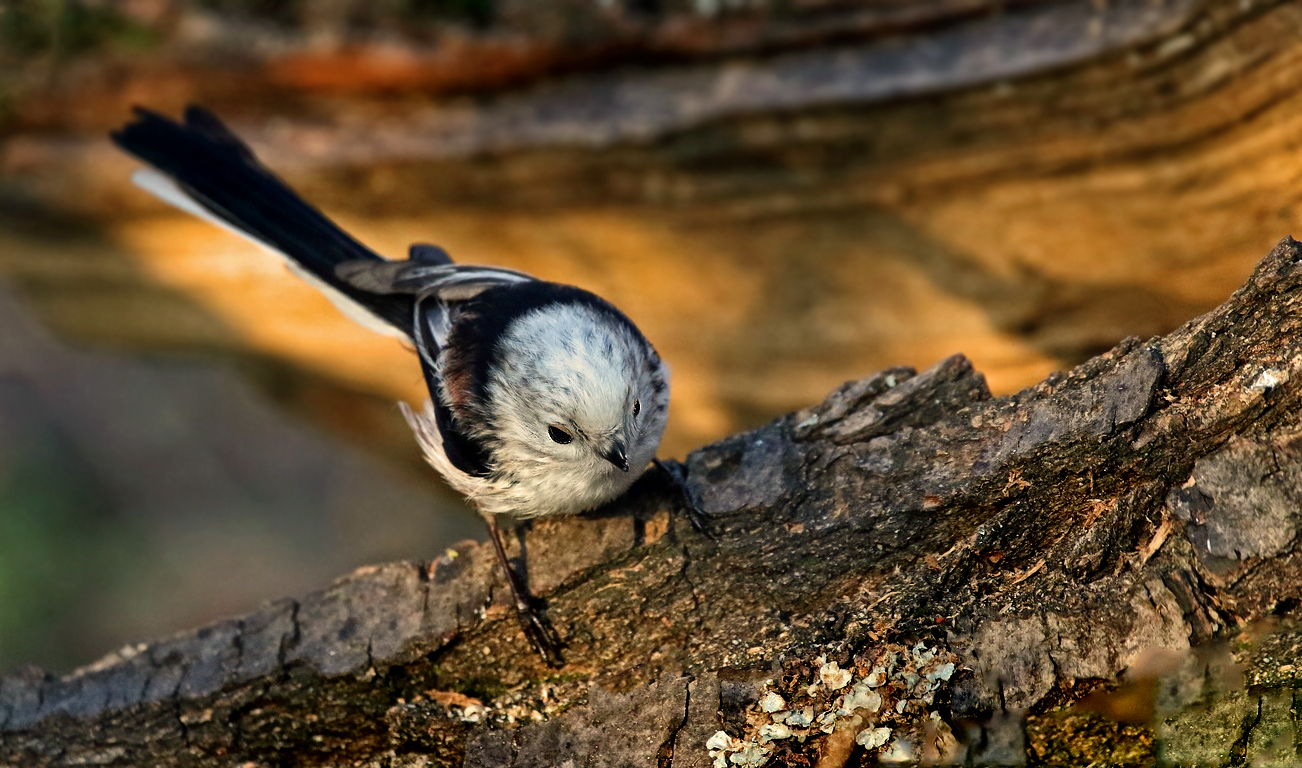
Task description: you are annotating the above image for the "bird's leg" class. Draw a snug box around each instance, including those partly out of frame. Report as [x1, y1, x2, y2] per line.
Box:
[483, 514, 565, 667]
[652, 458, 714, 541]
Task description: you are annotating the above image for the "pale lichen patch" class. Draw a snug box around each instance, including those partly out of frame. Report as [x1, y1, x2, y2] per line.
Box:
[705, 640, 961, 765]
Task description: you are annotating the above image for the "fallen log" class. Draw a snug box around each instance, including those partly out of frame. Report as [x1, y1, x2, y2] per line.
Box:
[7, 238, 1302, 766]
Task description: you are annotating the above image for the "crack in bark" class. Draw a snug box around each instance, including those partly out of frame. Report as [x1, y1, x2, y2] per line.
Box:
[1228, 695, 1264, 766]
[170, 663, 190, 703]
[232, 618, 246, 679]
[278, 600, 301, 671]
[673, 535, 708, 659]
[172, 699, 191, 752]
[418, 561, 432, 630]
[658, 676, 693, 768]
[137, 667, 154, 712]
[1163, 568, 1227, 642]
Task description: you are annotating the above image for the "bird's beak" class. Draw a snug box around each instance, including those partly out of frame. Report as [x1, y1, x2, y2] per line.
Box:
[602, 440, 630, 472]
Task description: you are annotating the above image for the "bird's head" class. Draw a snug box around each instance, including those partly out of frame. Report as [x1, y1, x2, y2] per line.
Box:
[485, 302, 668, 483]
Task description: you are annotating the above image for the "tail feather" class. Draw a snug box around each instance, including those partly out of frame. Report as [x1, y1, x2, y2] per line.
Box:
[112, 106, 413, 336]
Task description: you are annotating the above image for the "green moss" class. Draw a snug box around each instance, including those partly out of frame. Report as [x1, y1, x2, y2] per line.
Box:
[452, 675, 512, 701]
[1026, 710, 1158, 766]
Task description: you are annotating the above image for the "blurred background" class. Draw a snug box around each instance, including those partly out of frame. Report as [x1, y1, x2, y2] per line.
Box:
[1, 0, 1299, 675]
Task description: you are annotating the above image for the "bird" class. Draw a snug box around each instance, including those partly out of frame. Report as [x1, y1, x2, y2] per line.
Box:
[111, 106, 678, 665]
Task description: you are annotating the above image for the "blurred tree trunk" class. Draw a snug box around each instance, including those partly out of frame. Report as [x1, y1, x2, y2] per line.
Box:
[8, 0, 1302, 462]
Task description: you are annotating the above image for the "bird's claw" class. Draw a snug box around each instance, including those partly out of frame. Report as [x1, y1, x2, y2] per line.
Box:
[653, 458, 715, 541]
[514, 596, 566, 668]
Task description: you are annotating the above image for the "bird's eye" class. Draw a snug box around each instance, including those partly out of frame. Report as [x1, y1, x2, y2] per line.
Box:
[547, 425, 573, 444]
[633, 398, 641, 417]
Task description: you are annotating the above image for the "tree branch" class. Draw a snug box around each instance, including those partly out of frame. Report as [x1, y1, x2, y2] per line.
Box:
[7, 238, 1302, 765]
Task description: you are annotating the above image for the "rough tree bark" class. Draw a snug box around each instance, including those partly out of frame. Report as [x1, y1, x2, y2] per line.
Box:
[7, 232, 1302, 764]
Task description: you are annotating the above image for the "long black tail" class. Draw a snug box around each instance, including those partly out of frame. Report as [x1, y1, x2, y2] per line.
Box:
[111, 106, 412, 333]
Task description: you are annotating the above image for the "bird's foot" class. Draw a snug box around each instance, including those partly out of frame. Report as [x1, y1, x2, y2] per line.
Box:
[512, 595, 566, 668]
[484, 515, 567, 667]
[652, 458, 715, 541]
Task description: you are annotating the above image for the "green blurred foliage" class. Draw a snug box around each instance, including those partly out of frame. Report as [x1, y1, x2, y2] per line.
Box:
[0, 0, 161, 63]
[0, 409, 140, 673]
[0, 0, 161, 134]
[191, 0, 497, 30]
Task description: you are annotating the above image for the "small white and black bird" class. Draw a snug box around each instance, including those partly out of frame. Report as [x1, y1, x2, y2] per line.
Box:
[112, 106, 678, 664]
